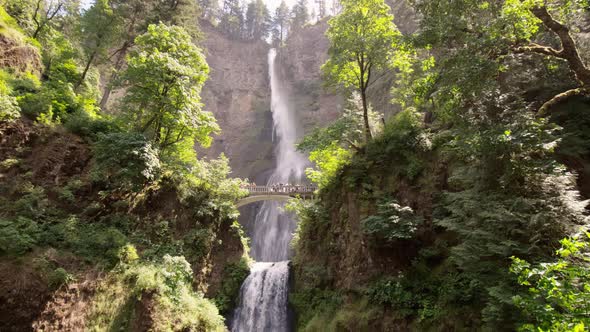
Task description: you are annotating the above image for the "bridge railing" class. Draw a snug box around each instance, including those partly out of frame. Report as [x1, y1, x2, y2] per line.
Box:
[243, 185, 317, 195]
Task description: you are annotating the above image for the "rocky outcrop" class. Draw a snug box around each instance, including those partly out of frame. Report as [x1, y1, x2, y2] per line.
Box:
[0, 11, 43, 76]
[198, 20, 274, 180]
[0, 34, 42, 76]
[275, 0, 418, 131]
[276, 20, 342, 132]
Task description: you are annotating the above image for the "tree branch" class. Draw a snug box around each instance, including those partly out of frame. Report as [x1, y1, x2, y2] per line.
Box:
[530, 5, 590, 86]
[344, 138, 362, 152]
[537, 87, 588, 117]
[32, 0, 43, 38]
[513, 43, 561, 57]
[161, 127, 186, 148]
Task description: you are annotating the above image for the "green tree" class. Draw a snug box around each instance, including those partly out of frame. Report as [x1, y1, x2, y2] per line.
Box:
[76, 0, 121, 89]
[99, 0, 201, 109]
[219, 0, 244, 39]
[92, 132, 161, 192]
[118, 23, 219, 154]
[31, 0, 67, 38]
[298, 93, 381, 153]
[323, 0, 401, 142]
[245, 0, 270, 40]
[3, 0, 38, 34]
[271, 0, 290, 45]
[291, 0, 309, 30]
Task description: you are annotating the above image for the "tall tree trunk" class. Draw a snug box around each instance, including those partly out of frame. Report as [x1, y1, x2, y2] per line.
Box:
[361, 86, 372, 143]
[76, 50, 98, 90]
[100, 43, 130, 110]
[358, 56, 372, 143]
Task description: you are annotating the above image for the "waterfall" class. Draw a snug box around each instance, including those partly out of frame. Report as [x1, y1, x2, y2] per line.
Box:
[251, 48, 308, 262]
[231, 262, 290, 332]
[231, 48, 307, 331]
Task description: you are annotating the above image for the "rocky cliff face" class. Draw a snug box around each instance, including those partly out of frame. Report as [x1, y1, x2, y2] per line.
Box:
[199, 0, 416, 181]
[276, 20, 342, 132]
[274, 0, 417, 136]
[198, 21, 274, 181]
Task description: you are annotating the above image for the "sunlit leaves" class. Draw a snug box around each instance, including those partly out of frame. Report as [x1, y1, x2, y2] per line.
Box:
[323, 0, 401, 91]
[305, 143, 352, 189]
[501, 0, 542, 41]
[362, 200, 423, 242]
[511, 231, 590, 331]
[0, 78, 21, 122]
[92, 132, 161, 192]
[119, 23, 219, 154]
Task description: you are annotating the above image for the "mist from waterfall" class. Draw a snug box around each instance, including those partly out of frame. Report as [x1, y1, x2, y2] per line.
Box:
[231, 48, 306, 331]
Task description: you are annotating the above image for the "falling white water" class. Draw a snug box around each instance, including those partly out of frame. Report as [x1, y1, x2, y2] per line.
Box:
[251, 48, 309, 261]
[231, 48, 307, 332]
[230, 262, 290, 332]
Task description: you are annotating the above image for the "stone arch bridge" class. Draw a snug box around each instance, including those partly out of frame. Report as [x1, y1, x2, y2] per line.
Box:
[236, 185, 317, 208]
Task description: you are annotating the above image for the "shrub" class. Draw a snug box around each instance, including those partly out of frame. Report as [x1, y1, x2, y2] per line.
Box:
[0, 158, 20, 171]
[117, 244, 139, 264]
[0, 92, 20, 122]
[64, 110, 119, 139]
[92, 132, 161, 192]
[12, 183, 50, 219]
[290, 287, 343, 329]
[361, 199, 423, 243]
[366, 275, 418, 317]
[0, 216, 41, 255]
[214, 256, 250, 314]
[56, 178, 84, 203]
[511, 231, 590, 331]
[0, 75, 20, 122]
[43, 216, 128, 266]
[182, 227, 215, 261]
[48, 267, 75, 289]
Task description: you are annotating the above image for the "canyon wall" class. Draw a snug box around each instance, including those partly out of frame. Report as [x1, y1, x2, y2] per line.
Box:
[199, 0, 417, 181]
[198, 20, 274, 181]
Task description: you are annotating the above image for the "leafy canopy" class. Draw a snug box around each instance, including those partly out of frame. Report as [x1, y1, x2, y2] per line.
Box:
[323, 0, 400, 89]
[511, 231, 590, 331]
[119, 23, 219, 154]
[323, 0, 401, 141]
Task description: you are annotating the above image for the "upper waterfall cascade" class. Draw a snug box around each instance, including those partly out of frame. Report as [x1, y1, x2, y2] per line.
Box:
[250, 48, 309, 262]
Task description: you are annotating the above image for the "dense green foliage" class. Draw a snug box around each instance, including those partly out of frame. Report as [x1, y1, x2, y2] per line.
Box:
[361, 199, 422, 242]
[92, 132, 161, 192]
[323, 0, 401, 141]
[291, 0, 590, 330]
[0, 2, 250, 330]
[119, 23, 218, 155]
[511, 231, 590, 331]
[0, 73, 20, 121]
[214, 256, 251, 314]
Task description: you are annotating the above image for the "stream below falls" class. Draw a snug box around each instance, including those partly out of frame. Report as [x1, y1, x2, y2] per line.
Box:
[230, 48, 308, 332]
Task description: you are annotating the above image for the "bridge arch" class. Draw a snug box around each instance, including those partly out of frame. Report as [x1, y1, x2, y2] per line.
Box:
[236, 195, 293, 208]
[236, 185, 317, 208]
